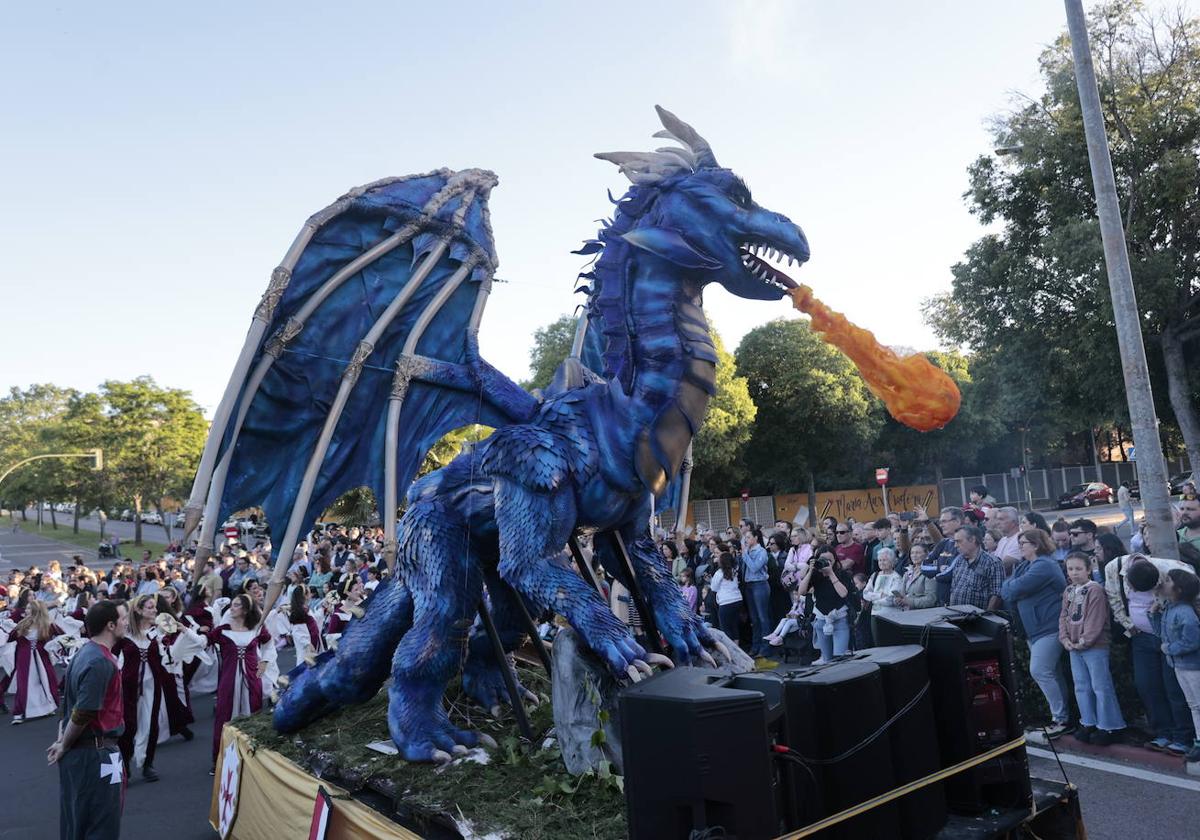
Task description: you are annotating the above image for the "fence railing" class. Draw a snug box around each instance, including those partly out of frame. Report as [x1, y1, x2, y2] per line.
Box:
[938, 456, 1193, 509]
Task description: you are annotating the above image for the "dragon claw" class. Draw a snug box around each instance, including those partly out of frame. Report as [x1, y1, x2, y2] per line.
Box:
[452, 745, 469, 756]
[523, 689, 539, 705]
[479, 733, 498, 750]
[646, 652, 674, 669]
[490, 704, 503, 718]
[431, 749, 453, 765]
[699, 649, 717, 669]
[634, 659, 654, 677]
[626, 664, 643, 682]
[712, 640, 732, 662]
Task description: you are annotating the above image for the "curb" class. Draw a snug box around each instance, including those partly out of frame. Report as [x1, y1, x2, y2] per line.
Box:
[1027, 729, 1194, 775]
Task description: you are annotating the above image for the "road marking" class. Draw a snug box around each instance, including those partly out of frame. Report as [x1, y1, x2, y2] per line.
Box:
[0, 549, 79, 558]
[0, 543, 73, 549]
[1027, 746, 1200, 792]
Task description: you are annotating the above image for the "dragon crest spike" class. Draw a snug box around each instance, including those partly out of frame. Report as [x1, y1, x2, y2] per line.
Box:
[654, 105, 718, 168]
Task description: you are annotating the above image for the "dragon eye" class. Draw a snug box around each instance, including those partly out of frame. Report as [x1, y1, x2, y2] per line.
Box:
[731, 186, 752, 209]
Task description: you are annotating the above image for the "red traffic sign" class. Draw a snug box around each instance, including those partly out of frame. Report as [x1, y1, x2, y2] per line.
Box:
[875, 468, 889, 486]
[224, 526, 240, 541]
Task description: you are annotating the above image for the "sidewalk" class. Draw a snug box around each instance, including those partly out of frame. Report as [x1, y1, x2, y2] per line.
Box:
[1027, 728, 1200, 778]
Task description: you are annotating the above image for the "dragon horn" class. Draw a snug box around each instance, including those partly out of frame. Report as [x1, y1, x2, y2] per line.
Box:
[654, 105, 718, 168]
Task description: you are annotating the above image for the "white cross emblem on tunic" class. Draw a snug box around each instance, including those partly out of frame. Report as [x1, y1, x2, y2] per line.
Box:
[100, 752, 123, 785]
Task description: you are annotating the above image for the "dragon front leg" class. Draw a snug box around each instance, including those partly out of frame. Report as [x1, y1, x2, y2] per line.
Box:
[493, 479, 652, 680]
[386, 498, 489, 763]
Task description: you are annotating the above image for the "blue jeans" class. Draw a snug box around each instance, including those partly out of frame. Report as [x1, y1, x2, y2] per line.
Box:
[1120, 506, 1136, 538]
[1130, 631, 1195, 743]
[745, 581, 771, 654]
[1069, 647, 1126, 731]
[812, 613, 850, 661]
[1028, 635, 1070, 723]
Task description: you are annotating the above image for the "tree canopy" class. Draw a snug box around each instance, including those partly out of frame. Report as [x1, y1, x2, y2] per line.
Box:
[923, 1, 1200, 472]
[735, 318, 883, 494]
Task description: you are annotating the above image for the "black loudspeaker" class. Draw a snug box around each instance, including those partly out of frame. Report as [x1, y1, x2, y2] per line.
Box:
[743, 661, 900, 840]
[620, 667, 789, 840]
[850, 646, 948, 839]
[872, 607, 1031, 813]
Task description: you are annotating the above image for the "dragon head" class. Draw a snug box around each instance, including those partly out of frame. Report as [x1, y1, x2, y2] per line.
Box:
[594, 105, 810, 301]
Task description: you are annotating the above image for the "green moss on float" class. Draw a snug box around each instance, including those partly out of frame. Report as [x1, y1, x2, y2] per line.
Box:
[236, 665, 627, 840]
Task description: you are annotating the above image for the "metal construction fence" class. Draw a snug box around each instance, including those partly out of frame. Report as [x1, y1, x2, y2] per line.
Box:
[656, 456, 1193, 534]
[938, 456, 1193, 509]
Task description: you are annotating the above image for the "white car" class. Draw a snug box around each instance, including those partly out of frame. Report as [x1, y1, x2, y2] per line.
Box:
[140, 511, 163, 525]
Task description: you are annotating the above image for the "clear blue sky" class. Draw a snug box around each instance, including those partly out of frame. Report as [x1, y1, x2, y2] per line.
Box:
[3, 1, 1124, 414]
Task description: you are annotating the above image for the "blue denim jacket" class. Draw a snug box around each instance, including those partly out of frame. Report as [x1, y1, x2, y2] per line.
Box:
[742, 545, 769, 582]
[1151, 602, 1200, 670]
[1000, 555, 1066, 643]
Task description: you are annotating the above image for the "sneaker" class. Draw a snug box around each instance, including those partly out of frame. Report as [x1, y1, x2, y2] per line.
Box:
[1166, 741, 1189, 756]
[10, 715, 22, 726]
[1043, 721, 1070, 739]
[1145, 737, 1170, 751]
[1074, 725, 1096, 744]
[769, 636, 784, 646]
[209, 765, 216, 776]
[142, 765, 160, 783]
[180, 726, 194, 742]
[1090, 729, 1118, 746]
[1184, 744, 1200, 763]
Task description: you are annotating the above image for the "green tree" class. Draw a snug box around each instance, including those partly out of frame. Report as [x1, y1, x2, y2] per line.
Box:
[523, 315, 577, 391]
[98, 377, 208, 545]
[925, 2, 1200, 471]
[735, 319, 883, 497]
[688, 329, 757, 499]
[0, 384, 78, 522]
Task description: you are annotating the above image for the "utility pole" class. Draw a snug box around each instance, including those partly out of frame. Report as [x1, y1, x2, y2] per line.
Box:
[1063, 0, 1179, 561]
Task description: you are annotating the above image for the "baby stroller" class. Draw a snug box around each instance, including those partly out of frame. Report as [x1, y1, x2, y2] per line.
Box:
[98, 541, 115, 559]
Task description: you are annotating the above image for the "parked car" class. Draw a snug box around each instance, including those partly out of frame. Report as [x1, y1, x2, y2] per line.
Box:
[1057, 482, 1115, 509]
[1169, 471, 1196, 495]
[120, 509, 134, 521]
[140, 511, 162, 525]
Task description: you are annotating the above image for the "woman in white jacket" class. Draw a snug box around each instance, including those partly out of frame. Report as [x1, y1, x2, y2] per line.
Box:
[862, 548, 904, 617]
[709, 552, 744, 645]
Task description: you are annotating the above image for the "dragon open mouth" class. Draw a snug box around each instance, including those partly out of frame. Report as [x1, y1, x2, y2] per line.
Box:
[739, 242, 801, 292]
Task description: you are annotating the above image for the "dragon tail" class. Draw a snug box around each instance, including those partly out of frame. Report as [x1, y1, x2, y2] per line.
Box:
[273, 574, 414, 731]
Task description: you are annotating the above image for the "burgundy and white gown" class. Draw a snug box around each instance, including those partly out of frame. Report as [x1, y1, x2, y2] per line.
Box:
[115, 632, 172, 769]
[6, 623, 63, 719]
[0, 609, 23, 698]
[184, 604, 219, 696]
[207, 624, 276, 761]
[158, 623, 211, 737]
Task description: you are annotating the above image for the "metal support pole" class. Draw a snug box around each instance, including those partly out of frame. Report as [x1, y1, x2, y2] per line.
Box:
[502, 580, 552, 676]
[477, 598, 534, 742]
[601, 531, 665, 656]
[1064, 0, 1179, 560]
[567, 535, 601, 593]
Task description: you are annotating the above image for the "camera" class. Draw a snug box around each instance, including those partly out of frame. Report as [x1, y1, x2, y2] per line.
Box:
[813, 556, 831, 571]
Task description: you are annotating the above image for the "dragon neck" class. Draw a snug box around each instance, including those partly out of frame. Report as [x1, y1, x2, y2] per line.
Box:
[623, 260, 717, 496]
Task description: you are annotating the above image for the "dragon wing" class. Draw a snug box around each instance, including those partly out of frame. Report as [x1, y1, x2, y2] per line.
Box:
[183, 169, 537, 575]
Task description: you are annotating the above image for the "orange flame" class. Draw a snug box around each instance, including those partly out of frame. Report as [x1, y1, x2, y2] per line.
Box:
[787, 285, 961, 432]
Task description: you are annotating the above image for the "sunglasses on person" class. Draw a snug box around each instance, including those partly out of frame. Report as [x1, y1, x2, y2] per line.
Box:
[836, 529, 850, 535]
[1069, 530, 1083, 536]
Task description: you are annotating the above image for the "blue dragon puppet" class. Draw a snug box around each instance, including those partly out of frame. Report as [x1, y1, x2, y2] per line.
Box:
[182, 107, 811, 762]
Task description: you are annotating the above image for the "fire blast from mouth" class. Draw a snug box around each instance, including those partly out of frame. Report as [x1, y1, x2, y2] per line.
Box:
[787, 285, 961, 432]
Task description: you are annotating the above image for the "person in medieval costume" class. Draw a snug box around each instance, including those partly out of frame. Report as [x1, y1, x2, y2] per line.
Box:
[8, 599, 63, 723]
[204, 593, 275, 771]
[113, 595, 171, 781]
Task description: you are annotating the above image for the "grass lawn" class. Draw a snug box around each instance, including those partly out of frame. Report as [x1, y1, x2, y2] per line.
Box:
[11, 518, 171, 558]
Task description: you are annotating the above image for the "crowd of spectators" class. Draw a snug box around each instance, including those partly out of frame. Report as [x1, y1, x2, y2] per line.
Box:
[652, 486, 1200, 763]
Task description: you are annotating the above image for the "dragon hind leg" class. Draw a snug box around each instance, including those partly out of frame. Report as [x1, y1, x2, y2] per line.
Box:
[273, 572, 414, 732]
[387, 498, 486, 762]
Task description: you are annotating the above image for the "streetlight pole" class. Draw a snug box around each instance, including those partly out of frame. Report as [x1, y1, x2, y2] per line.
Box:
[1063, 0, 1179, 561]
